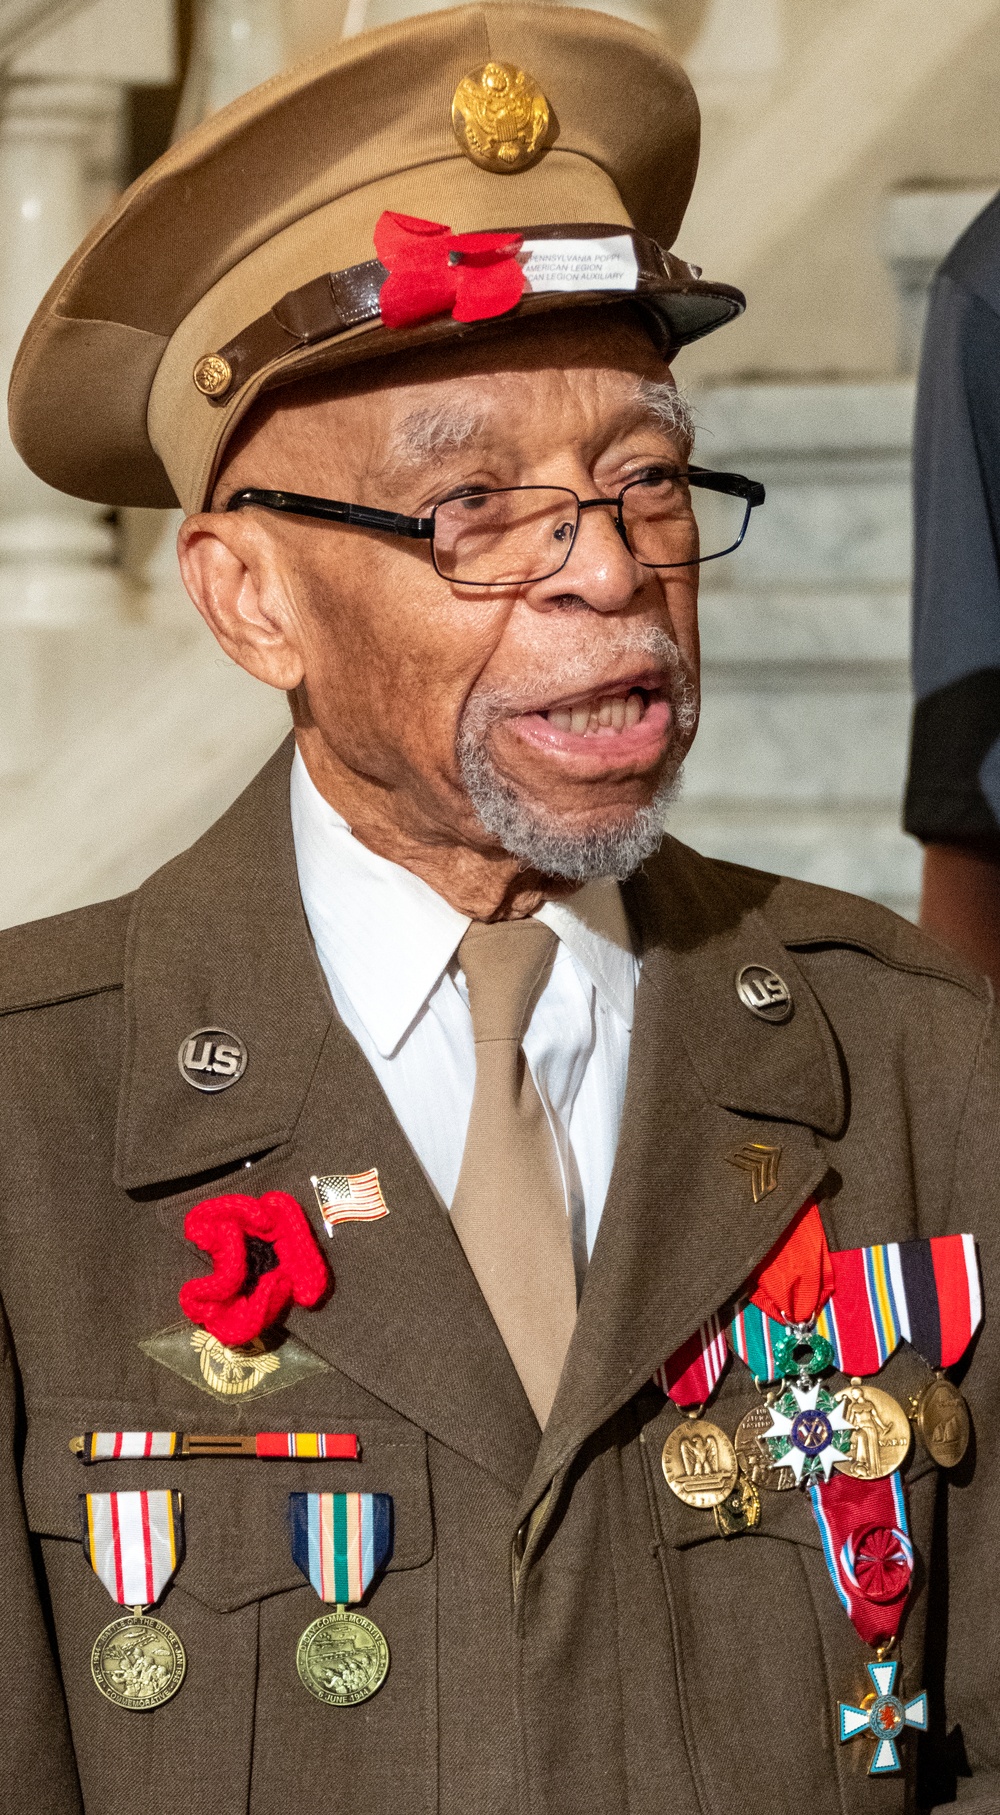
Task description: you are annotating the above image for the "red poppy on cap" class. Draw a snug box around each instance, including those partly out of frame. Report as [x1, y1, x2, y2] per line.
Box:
[375, 211, 526, 329]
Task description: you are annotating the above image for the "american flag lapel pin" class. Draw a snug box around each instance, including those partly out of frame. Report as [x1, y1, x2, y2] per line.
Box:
[311, 1169, 390, 1235]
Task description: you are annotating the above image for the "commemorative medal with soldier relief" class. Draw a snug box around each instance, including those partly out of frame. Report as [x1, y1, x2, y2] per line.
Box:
[290, 1492, 393, 1705]
[81, 1491, 186, 1709]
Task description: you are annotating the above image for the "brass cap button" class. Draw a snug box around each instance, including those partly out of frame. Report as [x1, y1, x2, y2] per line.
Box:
[192, 352, 233, 397]
[451, 62, 550, 172]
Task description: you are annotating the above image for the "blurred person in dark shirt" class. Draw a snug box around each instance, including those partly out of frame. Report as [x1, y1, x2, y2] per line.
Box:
[906, 189, 1000, 986]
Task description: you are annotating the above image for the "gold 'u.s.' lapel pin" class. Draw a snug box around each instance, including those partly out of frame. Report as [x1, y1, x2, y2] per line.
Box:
[727, 1142, 781, 1203]
[311, 1170, 390, 1236]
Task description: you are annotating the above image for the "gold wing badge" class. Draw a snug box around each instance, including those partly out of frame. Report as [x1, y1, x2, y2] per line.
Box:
[451, 63, 550, 172]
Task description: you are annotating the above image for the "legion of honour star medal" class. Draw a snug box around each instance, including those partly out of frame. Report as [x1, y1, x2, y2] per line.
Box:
[81, 1490, 186, 1709]
[290, 1491, 393, 1705]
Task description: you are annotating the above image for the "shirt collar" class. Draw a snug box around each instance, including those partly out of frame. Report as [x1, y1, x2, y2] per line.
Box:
[290, 749, 637, 1056]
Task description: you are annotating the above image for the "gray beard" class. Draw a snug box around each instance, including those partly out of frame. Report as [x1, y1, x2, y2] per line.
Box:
[456, 630, 698, 883]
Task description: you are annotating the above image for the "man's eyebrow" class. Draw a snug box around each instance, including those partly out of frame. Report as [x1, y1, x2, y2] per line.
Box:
[385, 405, 488, 467]
[633, 379, 695, 456]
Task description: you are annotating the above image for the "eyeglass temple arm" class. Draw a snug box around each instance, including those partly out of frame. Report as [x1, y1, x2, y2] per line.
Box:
[225, 488, 435, 539]
[687, 467, 766, 508]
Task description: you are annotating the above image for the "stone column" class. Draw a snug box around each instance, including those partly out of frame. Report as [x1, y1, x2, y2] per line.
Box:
[0, 77, 127, 632]
[174, 0, 288, 136]
[140, 0, 290, 625]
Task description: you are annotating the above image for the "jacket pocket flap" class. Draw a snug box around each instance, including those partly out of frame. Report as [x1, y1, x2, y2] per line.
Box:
[22, 1395, 432, 1614]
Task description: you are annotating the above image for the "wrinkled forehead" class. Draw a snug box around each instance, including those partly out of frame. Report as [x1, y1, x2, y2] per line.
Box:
[218, 309, 690, 493]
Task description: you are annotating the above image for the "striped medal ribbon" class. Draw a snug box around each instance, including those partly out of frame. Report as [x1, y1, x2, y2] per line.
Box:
[653, 1312, 729, 1407]
[80, 1491, 186, 1711]
[729, 1233, 982, 1380]
[289, 1492, 393, 1707]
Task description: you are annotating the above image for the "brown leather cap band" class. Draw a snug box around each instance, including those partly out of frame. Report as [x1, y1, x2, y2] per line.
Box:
[196, 224, 741, 406]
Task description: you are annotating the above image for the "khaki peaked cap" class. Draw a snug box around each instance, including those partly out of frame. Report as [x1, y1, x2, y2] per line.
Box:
[9, 4, 744, 515]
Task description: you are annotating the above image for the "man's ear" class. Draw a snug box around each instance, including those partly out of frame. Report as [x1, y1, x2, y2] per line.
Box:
[177, 512, 306, 690]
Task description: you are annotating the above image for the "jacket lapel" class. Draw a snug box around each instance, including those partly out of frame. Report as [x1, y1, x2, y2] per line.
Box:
[520, 841, 847, 1517]
[117, 737, 538, 1496]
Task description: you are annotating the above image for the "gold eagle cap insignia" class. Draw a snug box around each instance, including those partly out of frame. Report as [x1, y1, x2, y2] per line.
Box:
[451, 62, 550, 173]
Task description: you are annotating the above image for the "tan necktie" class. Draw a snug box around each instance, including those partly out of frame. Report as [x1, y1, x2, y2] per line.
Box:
[450, 918, 578, 1426]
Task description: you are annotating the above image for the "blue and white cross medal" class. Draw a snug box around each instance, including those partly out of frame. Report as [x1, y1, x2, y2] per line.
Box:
[839, 1657, 928, 1774]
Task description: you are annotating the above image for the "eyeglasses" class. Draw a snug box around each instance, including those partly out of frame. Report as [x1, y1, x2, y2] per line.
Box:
[226, 466, 765, 588]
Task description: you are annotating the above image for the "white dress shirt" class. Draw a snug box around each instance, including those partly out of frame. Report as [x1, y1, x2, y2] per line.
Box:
[290, 751, 639, 1268]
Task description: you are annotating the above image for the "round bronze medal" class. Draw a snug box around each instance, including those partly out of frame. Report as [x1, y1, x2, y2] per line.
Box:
[734, 1402, 795, 1492]
[661, 1418, 738, 1508]
[296, 1609, 390, 1706]
[832, 1379, 912, 1480]
[914, 1374, 970, 1468]
[91, 1613, 186, 1710]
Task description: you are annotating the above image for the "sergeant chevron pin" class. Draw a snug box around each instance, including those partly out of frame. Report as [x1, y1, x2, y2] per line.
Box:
[727, 1142, 781, 1202]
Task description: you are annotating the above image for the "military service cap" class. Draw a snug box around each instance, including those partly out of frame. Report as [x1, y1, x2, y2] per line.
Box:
[8, 3, 744, 515]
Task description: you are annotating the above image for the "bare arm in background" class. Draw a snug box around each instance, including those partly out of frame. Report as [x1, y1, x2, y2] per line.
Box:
[921, 842, 1000, 991]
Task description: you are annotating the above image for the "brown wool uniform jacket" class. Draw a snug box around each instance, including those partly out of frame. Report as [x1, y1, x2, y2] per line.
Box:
[0, 741, 998, 1815]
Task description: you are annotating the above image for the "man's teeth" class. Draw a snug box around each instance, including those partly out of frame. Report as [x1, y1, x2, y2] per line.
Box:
[545, 691, 648, 735]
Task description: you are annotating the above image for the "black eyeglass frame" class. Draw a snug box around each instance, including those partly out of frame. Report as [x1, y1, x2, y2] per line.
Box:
[225, 465, 766, 584]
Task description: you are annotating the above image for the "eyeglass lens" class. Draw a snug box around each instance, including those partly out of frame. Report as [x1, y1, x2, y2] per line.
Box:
[431, 480, 750, 585]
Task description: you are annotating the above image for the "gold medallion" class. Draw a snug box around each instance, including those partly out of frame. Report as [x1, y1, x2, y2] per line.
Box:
[833, 1379, 912, 1480]
[451, 62, 549, 172]
[713, 1475, 761, 1538]
[734, 1402, 795, 1492]
[913, 1374, 970, 1468]
[192, 352, 232, 397]
[661, 1418, 738, 1508]
[91, 1613, 185, 1710]
[297, 1608, 389, 1706]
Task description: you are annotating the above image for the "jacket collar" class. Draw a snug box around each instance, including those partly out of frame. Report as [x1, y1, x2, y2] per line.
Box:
[118, 752, 846, 1505]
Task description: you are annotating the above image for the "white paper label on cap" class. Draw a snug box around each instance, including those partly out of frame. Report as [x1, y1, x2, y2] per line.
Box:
[519, 235, 640, 294]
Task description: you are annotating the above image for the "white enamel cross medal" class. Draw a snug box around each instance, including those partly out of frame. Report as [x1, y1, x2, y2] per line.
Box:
[761, 1380, 853, 1485]
[839, 1659, 927, 1774]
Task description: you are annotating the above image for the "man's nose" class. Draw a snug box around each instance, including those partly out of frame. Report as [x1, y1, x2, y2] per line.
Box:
[531, 500, 645, 614]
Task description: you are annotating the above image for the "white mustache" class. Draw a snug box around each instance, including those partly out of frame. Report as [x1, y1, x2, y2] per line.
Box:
[459, 625, 698, 738]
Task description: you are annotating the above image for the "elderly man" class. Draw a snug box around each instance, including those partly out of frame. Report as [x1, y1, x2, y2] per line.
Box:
[1, 9, 997, 1813]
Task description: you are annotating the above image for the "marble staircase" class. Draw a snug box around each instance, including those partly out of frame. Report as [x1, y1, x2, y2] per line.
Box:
[673, 380, 920, 917]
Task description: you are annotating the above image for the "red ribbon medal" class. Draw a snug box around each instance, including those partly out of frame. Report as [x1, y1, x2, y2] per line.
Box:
[747, 1199, 834, 1326]
[810, 1471, 913, 1649]
[653, 1312, 729, 1408]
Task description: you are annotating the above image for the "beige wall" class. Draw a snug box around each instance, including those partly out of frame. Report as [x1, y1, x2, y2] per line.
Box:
[679, 0, 1000, 381]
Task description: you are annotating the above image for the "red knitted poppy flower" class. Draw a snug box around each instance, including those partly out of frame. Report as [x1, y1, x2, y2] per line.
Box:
[374, 211, 526, 330]
[178, 1192, 328, 1347]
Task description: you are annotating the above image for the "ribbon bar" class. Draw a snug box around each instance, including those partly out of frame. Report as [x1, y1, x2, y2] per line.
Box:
[73, 1431, 359, 1462]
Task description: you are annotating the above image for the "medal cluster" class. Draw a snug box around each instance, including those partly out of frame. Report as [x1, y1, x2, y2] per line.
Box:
[653, 1209, 981, 1777]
